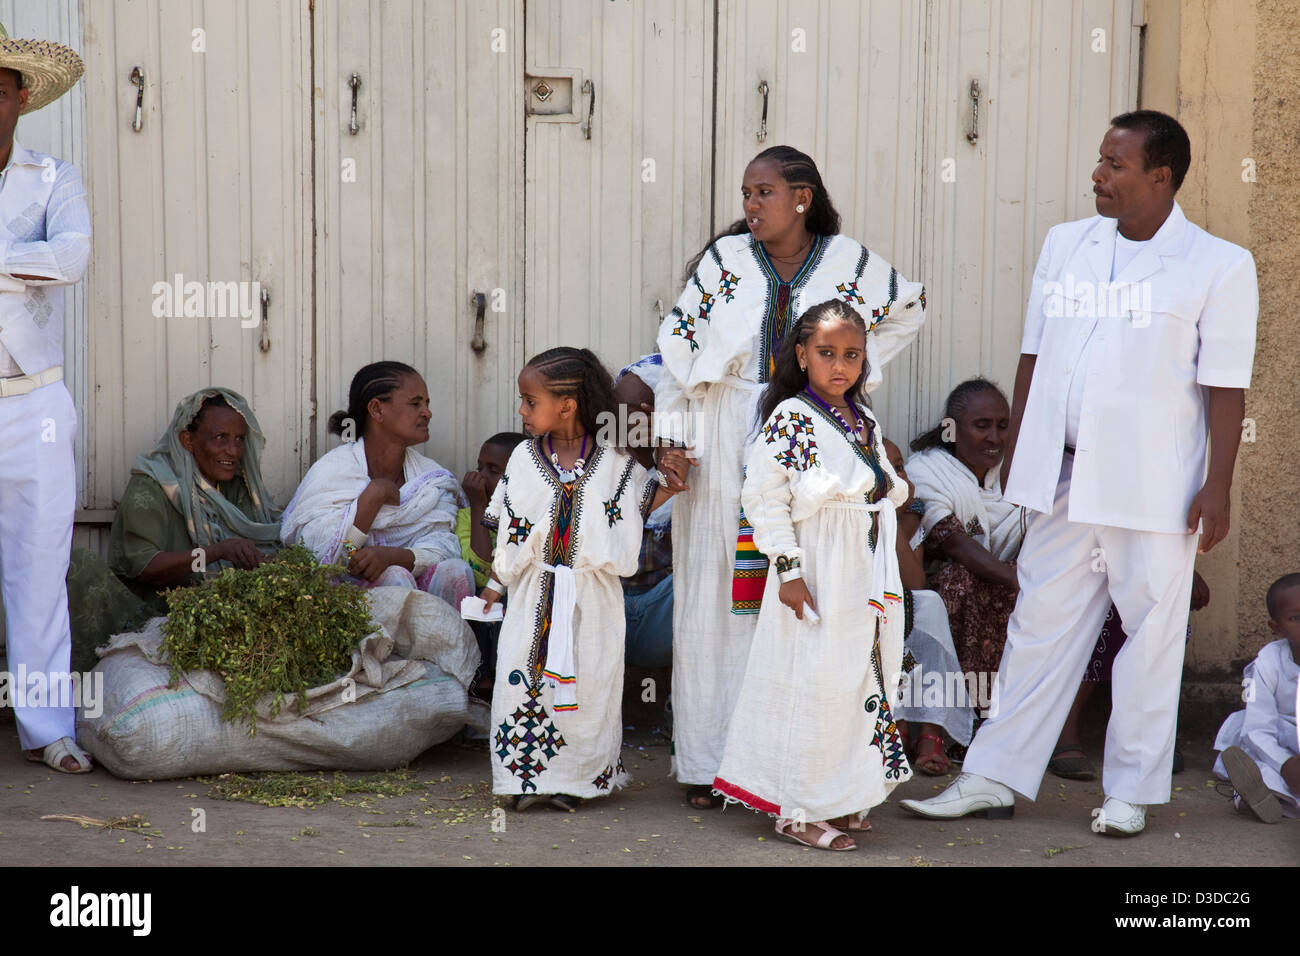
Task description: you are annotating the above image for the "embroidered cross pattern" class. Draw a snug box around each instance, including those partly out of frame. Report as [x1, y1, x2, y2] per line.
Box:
[871, 302, 891, 321]
[717, 269, 740, 301]
[505, 504, 533, 545]
[670, 308, 699, 352]
[591, 756, 626, 791]
[865, 693, 908, 780]
[495, 670, 567, 793]
[761, 410, 819, 471]
[836, 280, 865, 304]
[603, 499, 623, 526]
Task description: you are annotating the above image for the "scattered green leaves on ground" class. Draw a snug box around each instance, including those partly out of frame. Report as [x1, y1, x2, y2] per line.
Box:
[200, 769, 429, 808]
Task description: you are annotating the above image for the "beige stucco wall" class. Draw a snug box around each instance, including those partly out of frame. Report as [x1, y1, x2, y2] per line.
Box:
[1141, 0, 1299, 715]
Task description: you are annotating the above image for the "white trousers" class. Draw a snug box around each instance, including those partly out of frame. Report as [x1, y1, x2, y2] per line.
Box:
[0, 382, 78, 750]
[964, 456, 1197, 804]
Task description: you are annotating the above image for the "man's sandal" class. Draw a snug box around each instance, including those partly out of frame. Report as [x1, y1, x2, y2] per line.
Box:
[26, 736, 93, 774]
[913, 732, 951, 776]
[774, 818, 856, 851]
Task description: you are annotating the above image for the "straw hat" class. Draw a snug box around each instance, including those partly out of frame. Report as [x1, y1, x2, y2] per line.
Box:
[0, 21, 84, 114]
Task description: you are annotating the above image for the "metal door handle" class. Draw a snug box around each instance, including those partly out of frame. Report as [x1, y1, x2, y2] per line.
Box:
[130, 67, 145, 132]
[349, 72, 362, 135]
[258, 287, 271, 353]
[581, 79, 596, 140]
[967, 79, 980, 144]
[471, 291, 487, 352]
[757, 79, 769, 143]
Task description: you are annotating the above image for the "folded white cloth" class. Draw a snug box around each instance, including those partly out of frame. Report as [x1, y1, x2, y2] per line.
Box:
[537, 562, 578, 712]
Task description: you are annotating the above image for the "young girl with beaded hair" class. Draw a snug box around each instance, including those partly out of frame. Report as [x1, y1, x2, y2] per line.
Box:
[712, 300, 913, 850]
[479, 347, 682, 810]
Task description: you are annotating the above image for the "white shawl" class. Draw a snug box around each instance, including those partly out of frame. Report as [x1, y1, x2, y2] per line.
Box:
[281, 438, 465, 566]
[905, 445, 1026, 561]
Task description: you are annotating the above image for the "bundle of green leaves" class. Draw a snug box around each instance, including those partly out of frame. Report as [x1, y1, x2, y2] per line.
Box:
[162, 544, 376, 735]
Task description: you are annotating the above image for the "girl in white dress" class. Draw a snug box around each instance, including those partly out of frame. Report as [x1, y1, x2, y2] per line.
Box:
[480, 348, 681, 810]
[655, 145, 927, 808]
[712, 300, 913, 850]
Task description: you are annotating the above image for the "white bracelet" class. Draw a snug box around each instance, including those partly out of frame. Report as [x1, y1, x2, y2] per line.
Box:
[486, 577, 505, 594]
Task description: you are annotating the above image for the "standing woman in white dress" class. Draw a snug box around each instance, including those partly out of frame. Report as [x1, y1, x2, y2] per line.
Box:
[654, 145, 927, 807]
[713, 300, 912, 850]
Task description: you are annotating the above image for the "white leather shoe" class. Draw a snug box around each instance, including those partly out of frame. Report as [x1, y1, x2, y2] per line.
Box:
[899, 773, 1015, 819]
[1095, 796, 1146, 836]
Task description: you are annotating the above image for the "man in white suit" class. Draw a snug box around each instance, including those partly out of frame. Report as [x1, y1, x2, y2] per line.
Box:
[901, 110, 1257, 835]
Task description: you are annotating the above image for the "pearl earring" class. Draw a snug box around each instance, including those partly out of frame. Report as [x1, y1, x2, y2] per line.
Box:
[796, 204, 805, 213]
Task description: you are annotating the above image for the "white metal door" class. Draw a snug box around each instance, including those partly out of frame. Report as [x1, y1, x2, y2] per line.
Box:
[315, 0, 523, 476]
[523, 0, 714, 375]
[913, 0, 1140, 440]
[80, 0, 313, 510]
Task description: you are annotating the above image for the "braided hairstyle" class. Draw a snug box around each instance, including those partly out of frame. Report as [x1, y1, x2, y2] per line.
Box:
[682, 145, 843, 281]
[756, 299, 869, 428]
[523, 347, 617, 441]
[910, 378, 1008, 453]
[328, 360, 420, 437]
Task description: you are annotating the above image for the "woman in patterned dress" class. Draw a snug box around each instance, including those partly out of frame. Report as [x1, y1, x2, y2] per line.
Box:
[712, 301, 912, 850]
[654, 145, 927, 808]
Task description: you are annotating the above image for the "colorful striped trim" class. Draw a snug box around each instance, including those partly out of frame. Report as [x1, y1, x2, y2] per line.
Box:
[731, 507, 769, 613]
[104, 682, 198, 734]
[712, 776, 781, 816]
[868, 598, 886, 615]
[552, 703, 578, 712]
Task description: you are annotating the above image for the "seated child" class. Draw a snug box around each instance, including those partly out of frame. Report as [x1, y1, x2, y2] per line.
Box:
[1213, 572, 1300, 822]
[458, 431, 528, 687]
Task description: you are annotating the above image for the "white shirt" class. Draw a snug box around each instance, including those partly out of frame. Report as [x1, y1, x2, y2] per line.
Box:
[1062, 233, 1150, 446]
[0, 143, 91, 377]
[1007, 202, 1257, 533]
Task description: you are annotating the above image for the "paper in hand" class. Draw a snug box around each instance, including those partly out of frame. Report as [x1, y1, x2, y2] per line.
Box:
[460, 595, 504, 622]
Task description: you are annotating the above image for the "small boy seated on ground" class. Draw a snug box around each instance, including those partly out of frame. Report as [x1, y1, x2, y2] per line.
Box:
[458, 431, 528, 692]
[1213, 572, 1300, 822]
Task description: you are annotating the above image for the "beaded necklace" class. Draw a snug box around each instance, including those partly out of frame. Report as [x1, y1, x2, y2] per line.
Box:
[801, 387, 866, 442]
[548, 432, 589, 479]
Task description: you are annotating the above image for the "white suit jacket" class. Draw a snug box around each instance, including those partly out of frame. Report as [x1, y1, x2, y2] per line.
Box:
[0, 143, 91, 374]
[1005, 203, 1257, 534]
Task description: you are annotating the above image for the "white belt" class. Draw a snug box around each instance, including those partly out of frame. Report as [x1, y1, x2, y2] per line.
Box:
[0, 364, 61, 398]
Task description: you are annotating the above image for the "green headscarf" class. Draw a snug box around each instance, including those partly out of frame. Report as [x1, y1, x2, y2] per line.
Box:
[131, 387, 282, 553]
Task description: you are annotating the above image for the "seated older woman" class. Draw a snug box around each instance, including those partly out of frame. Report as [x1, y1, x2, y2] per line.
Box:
[280, 361, 474, 608]
[67, 388, 281, 674]
[106, 388, 282, 609]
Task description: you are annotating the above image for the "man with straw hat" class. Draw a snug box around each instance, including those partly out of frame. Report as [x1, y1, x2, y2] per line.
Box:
[0, 21, 92, 772]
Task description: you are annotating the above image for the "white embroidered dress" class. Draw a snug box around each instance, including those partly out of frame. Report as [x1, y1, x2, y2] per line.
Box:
[485, 439, 657, 797]
[654, 232, 926, 785]
[713, 395, 914, 821]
